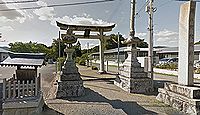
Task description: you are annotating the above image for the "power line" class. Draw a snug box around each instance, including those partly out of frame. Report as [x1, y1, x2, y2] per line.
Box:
[107, 0, 123, 21]
[0, 0, 115, 12]
[0, 0, 38, 5]
[156, 0, 173, 8]
[136, 0, 149, 16]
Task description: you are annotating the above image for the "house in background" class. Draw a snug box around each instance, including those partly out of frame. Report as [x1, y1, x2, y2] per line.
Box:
[90, 47, 159, 67]
[156, 45, 200, 61]
[0, 47, 10, 62]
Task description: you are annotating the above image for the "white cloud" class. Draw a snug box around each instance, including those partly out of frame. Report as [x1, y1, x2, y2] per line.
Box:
[135, 32, 147, 37]
[36, 1, 47, 6]
[0, 26, 14, 32]
[154, 29, 178, 42]
[33, 7, 55, 21]
[0, 16, 12, 23]
[0, 0, 34, 23]
[105, 10, 109, 13]
[53, 15, 114, 26]
[155, 29, 178, 38]
[32, 0, 113, 27]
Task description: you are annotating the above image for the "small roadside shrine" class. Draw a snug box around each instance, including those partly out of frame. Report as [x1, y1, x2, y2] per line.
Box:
[0, 52, 45, 115]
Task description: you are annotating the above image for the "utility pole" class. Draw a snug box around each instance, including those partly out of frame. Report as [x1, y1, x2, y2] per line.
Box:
[58, 31, 61, 73]
[117, 32, 120, 74]
[146, 0, 154, 79]
[130, 0, 135, 39]
[87, 42, 89, 67]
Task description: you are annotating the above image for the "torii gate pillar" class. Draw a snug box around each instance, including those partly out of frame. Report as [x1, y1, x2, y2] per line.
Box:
[98, 29, 106, 74]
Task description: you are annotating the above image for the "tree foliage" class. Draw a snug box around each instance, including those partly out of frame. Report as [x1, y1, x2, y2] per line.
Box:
[9, 40, 82, 60]
[8, 33, 148, 61]
[9, 41, 49, 54]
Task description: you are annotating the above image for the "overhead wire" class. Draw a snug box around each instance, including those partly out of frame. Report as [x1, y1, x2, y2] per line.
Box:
[156, 0, 173, 9]
[0, 0, 116, 12]
[136, 0, 149, 16]
[0, 0, 38, 5]
[107, 0, 123, 22]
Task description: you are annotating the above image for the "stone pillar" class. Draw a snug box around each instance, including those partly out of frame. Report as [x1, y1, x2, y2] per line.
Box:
[156, 2, 200, 114]
[98, 29, 106, 74]
[178, 1, 196, 86]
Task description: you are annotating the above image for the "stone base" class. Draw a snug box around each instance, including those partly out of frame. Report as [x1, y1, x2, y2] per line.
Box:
[114, 75, 153, 93]
[98, 70, 106, 74]
[56, 80, 84, 98]
[3, 94, 44, 115]
[156, 82, 200, 114]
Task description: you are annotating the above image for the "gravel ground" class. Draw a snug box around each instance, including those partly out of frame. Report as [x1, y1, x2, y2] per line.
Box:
[43, 65, 185, 115]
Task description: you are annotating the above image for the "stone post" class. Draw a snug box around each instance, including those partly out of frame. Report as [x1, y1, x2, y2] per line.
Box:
[178, 1, 196, 86]
[156, 2, 200, 114]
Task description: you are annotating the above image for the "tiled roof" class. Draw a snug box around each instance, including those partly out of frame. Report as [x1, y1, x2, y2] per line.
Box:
[157, 45, 200, 53]
[0, 53, 45, 67]
[91, 47, 158, 54]
[0, 48, 10, 53]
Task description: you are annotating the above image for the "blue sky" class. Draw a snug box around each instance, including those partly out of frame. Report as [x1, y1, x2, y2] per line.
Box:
[0, 0, 199, 49]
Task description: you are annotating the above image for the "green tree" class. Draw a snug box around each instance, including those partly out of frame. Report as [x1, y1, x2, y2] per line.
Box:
[9, 41, 49, 53]
[105, 34, 126, 50]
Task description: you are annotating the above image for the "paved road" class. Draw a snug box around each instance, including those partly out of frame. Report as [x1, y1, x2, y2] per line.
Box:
[38, 64, 57, 99]
[45, 65, 185, 115]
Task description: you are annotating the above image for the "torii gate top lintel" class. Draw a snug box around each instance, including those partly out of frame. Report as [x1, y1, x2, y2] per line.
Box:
[56, 21, 115, 32]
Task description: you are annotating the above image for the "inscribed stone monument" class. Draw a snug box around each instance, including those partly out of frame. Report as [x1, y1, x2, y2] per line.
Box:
[156, 1, 200, 114]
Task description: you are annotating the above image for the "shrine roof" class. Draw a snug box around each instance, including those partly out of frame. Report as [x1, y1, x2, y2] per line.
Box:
[56, 21, 115, 32]
[0, 48, 10, 53]
[0, 53, 45, 67]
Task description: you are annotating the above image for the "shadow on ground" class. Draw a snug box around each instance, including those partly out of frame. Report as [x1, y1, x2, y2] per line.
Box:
[64, 88, 157, 115]
[81, 75, 115, 81]
[41, 104, 64, 115]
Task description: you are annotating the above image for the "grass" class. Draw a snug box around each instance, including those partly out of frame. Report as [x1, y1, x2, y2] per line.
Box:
[154, 72, 177, 77]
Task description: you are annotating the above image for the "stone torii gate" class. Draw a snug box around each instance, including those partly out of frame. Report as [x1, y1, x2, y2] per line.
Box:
[56, 21, 115, 74]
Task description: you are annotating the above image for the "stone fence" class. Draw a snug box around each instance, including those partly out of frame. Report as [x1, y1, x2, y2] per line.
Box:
[2, 73, 41, 101]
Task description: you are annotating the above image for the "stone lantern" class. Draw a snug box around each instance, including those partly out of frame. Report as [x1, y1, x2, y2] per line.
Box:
[56, 30, 84, 98]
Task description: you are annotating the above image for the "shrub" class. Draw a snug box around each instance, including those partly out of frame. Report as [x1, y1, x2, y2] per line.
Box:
[155, 63, 178, 70]
[195, 68, 200, 74]
[92, 66, 98, 70]
[75, 57, 81, 63]
[57, 57, 66, 71]
[78, 59, 86, 66]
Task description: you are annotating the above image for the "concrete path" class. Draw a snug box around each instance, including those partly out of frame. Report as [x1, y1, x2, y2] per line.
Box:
[43, 65, 185, 115]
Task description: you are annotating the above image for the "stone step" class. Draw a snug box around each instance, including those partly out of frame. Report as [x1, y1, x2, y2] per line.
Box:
[164, 83, 200, 99]
[157, 88, 200, 115]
